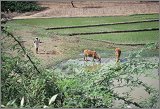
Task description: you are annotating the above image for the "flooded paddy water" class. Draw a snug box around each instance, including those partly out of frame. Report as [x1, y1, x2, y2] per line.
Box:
[53, 55, 159, 108]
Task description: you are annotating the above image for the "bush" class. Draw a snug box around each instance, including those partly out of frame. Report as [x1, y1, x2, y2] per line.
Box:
[1, 1, 42, 13]
[1, 30, 60, 108]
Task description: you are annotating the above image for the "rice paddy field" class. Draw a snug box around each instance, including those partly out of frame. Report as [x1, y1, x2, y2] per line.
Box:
[2, 13, 159, 108]
[7, 14, 159, 45]
[81, 31, 158, 44]
[10, 14, 158, 27]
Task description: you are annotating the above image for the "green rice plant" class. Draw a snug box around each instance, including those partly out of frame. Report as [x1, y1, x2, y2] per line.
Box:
[80, 31, 159, 44]
[50, 21, 158, 35]
[7, 14, 158, 27]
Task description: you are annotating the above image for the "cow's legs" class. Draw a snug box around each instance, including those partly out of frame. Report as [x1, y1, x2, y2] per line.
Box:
[116, 51, 121, 63]
[92, 55, 95, 62]
[84, 55, 86, 61]
[84, 55, 88, 61]
[92, 58, 95, 62]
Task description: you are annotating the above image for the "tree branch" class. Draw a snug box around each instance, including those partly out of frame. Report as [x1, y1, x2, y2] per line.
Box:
[2, 29, 41, 74]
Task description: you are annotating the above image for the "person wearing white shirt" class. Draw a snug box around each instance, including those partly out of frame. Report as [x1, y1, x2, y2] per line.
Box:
[34, 37, 40, 54]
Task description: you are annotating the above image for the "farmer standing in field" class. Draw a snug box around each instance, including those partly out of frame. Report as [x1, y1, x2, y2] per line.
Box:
[34, 37, 40, 54]
[115, 48, 121, 63]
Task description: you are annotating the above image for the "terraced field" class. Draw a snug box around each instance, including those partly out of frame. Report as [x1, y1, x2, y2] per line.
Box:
[80, 31, 158, 44]
[47, 21, 158, 34]
[8, 14, 159, 45]
[43, 14, 158, 45]
[11, 14, 158, 27]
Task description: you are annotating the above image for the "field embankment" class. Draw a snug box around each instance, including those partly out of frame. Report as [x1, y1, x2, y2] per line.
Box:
[45, 19, 158, 30]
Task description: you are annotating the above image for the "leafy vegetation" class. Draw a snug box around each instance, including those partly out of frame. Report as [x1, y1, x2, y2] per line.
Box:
[53, 44, 159, 108]
[1, 30, 60, 108]
[1, 1, 43, 12]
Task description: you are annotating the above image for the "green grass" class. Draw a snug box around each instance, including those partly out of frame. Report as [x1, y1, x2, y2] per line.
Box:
[6, 13, 159, 46]
[50, 22, 158, 34]
[10, 14, 158, 27]
[80, 31, 159, 44]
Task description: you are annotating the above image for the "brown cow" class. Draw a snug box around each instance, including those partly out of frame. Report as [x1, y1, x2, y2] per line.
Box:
[115, 48, 121, 63]
[83, 49, 101, 63]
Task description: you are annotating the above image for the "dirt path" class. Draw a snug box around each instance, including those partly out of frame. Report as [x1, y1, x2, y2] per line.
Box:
[13, 1, 159, 19]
